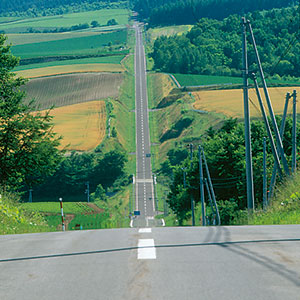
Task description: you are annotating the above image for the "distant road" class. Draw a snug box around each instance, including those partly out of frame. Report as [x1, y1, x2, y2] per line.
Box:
[133, 23, 162, 227]
[1, 225, 300, 299]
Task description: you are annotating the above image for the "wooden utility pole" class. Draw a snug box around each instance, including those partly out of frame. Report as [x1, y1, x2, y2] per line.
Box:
[198, 146, 206, 226]
[189, 144, 195, 226]
[242, 17, 255, 211]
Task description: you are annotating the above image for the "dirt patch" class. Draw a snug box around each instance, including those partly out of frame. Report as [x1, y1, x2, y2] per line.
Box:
[86, 203, 104, 214]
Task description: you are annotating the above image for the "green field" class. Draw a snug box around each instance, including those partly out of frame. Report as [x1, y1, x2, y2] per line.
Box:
[173, 73, 300, 87]
[15, 55, 126, 71]
[12, 30, 128, 59]
[20, 202, 94, 214]
[0, 9, 129, 33]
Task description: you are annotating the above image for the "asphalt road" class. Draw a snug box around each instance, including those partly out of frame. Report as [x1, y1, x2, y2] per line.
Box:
[133, 23, 161, 227]
[1, 225, 300, 299]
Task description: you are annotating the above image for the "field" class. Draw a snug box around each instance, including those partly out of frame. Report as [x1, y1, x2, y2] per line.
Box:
[0, 9, 129, 33]
[24, 73, 124, 109]
[16, 64, 124, 78]
[15, 56, 126, 71]
[193, 87, 300, 118]
[173, 73, 300, 87]
[11, 30, 128, 59]
[48, 100, 106, 151]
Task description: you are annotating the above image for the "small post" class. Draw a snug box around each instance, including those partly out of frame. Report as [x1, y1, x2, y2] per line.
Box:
[28, 188, 33, 203]
[85, 181, 90, 203]
[292, 90, 297, 173]
[263, 137, 267, 209]
[198, 146, 206, 226]
[242, 17, 255, 211]
[189, 144, 195, 226]
[59, 198, 65, 231]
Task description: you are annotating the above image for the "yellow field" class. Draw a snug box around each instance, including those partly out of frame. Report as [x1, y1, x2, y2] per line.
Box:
[48, 100, 106, 151]
[193, 87, 300, 118]
[16, 64, 124, 78]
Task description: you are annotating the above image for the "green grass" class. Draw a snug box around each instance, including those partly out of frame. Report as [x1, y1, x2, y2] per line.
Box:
[12, 30, 128, 59]
[20, 202, 94, 214]
[15, 55, 126, 71]
[44, 215, 62, 229]
[0, 9, 129, 33]
[173, 73, 300, 87]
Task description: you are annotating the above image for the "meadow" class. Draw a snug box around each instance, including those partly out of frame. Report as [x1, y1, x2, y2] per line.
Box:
[193, 86, 300, 118]
[25, 73, 124, 109]
[148, 25, 192, 41]
[48, 100, 106, 151]
[11, 30, 128, 59]
[0, 9, 129, 33]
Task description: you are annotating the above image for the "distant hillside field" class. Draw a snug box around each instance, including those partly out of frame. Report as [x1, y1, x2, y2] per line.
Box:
[193, 87, 300, 118]
[46, 100, 106, 151]
[24, 72, 124, 109]
[0, 9, 129, 33]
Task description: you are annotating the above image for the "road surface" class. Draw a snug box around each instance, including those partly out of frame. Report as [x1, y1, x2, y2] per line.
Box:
[133, 23, 161, 227]
[1, 225, 300, 299]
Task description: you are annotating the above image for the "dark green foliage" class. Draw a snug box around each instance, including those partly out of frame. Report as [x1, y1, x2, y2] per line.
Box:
[166, 117, 300, 222]
[91, 20, 100, 28]
[34, 150, 128, 200]
[151, 6, 300, 78]
[132, 0, 294, 26]
[107, 18, 118, 26]
[0, 34, 62, 190]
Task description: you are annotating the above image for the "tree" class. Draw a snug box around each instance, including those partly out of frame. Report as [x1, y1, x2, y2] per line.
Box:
[91, 20, 100, 28]
[0, 34, 62, 190]
[107, 19, 118, 26]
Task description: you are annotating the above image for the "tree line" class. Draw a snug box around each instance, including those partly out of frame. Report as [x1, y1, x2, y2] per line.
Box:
[132, 0, 295, 26]
[162, 117, 300, 225]
[151, 6, 300, 78]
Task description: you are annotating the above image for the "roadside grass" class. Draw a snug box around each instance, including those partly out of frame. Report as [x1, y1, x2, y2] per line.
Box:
[15, 55, 126, 71]
[46, 100, 107, 151]
[0, 9, 129, 33]
[0, 194, 51, 235]
[16, 63, 124, 78]
[173, 73, 300, 87]
[193, 86, 300, 118]
[11, 30, 128, 59]
[25, 73, 124, 110]
[20, 202, 94, 214]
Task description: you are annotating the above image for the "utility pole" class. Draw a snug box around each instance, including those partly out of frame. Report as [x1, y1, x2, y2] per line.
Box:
[292, 90, 297, 173]
[246, 20, 290, 176]
[85, 181, 90, 203]
[268, 93, 291, 199]
[263, 137, 267, 210]
[242, 17, 255, 211]
[204, 178, 215, 225]
[198, 146, 206, 226]
[201, 146, 220, 225]
[59, 198, 65, 231]
[189, 144, 195, 226]
[252, 74, 282, 178]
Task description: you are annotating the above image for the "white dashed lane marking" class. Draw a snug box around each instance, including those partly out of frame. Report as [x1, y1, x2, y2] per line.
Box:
[138, 239, 156, 260]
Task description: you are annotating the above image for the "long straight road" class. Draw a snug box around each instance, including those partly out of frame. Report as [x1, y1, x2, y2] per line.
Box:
[1, 225, 300, 299]
[133, 23, 162, 227]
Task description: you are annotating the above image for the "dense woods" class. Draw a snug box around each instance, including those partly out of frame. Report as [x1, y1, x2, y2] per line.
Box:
[151, 6, 300, 78]
[132, 0, 295, 26]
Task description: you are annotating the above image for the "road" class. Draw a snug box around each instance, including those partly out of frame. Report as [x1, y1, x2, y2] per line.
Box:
[1, 225, 300, 299]
[133, 23, 162, 227]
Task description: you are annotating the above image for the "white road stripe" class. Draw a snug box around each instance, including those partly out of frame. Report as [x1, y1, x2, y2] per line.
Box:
[138, 239, 156, 259]
[139, 228, 152, 233]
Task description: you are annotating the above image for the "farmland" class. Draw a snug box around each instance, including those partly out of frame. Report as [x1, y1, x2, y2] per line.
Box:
[11, 30, 128, 59]
[47, 100, 106, 151]
[24, 72, 123, 109]
[148, 25, 192, 41]
[0, 9, 129, 33]
[193, 86, 300, 118]
[16, 64, 124, 78]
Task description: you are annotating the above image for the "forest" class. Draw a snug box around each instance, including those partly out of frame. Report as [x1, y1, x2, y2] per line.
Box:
[151, 6, 300, 78]
[132, 0, 295, 26]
